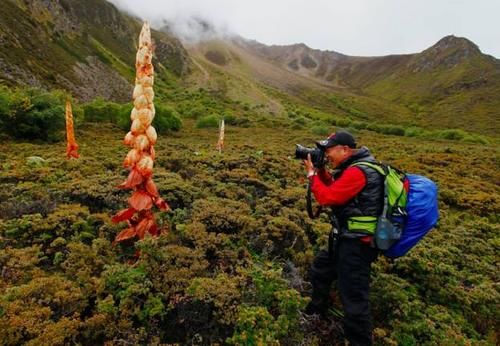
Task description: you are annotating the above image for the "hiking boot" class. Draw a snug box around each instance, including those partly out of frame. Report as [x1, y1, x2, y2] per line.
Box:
[304, 301, 327, 318]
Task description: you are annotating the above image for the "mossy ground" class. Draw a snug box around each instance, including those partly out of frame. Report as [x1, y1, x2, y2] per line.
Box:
[0, 121, 498, 345]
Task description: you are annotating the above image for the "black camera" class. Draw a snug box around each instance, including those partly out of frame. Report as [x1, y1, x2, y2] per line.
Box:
[295, 144, 326, 168]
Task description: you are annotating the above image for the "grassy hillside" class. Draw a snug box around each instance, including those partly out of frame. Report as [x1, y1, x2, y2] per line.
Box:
[365, 41, 500, 134]
[186, 40, 417, 127]
[0, 120, 498, 345]
[236, 36, 500, 135]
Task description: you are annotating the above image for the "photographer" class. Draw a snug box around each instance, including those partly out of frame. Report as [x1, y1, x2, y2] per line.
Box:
[302, 130, 382, 346]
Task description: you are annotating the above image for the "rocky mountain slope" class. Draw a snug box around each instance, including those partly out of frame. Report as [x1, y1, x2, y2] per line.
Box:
[0, 0, 189, 102]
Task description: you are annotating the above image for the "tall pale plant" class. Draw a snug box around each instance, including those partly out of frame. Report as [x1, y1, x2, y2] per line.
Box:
[216, 118, 225, 153]
[113, 22, 169, 245]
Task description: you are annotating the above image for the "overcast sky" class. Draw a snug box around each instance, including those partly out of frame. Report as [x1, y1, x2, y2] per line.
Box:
[109, 0, 500, 58]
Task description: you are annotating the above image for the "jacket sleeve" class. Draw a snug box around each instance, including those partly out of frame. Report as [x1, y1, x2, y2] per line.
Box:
[309, 166, 366, 206]
[317, 168, 333, 185]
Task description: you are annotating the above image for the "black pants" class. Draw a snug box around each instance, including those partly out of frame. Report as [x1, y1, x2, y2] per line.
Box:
[309, 237, 378, 346]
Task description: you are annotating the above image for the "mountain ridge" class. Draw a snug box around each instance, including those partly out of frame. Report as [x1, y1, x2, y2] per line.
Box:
[185, 33, 499, 134]
[0, 1, 498, 134]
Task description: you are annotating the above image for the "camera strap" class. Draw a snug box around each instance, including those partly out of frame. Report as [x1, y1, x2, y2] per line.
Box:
[328, 214, 340, 257]
[307, 180, 322, 219]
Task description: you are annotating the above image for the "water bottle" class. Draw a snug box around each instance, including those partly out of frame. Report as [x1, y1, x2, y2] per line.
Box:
[376, 216, 395, 250]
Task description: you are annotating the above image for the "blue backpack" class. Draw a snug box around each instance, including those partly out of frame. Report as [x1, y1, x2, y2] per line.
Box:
[352, 162, 439, 258]
[385, 174, 439, 258]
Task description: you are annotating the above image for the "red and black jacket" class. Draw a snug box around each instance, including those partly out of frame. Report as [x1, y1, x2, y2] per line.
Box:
[309, 147, 384, 237]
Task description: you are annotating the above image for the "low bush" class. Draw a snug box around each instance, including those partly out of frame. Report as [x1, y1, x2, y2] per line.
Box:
[181, 104, 206, 118]
[152, 104, 182, 133]
[223, 114, 251, 127]
[85, 100, 182, 133]
[381, 125, 406, 136]
[0, 87, 71, 141]
[438, 129, 467, 141]
[311, 125, 330, 136]
[82, 97, 122, 123]
[405, 126, 424, 137]
[336, 118, 352, 127]
[463, 134, 490, 145]
[351, 121, 368, 130]
[196, 115, 220, 128]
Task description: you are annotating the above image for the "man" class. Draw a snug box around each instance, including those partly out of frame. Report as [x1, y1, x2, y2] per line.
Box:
[303, 130, 382, 346]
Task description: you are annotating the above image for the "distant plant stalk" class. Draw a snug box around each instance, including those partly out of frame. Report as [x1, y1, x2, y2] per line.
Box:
[112, 22, 169, 245]
[216, 119, 225, 153]
[65, 100, 79, 159]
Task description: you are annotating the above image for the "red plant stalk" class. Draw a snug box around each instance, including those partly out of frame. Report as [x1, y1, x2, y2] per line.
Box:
[113, 22, 169, 245]
[65, 100, 79, 159]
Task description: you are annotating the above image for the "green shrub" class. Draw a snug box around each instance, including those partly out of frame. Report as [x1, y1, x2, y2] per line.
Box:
[463, 134, 490, 145]
[0, 86, 15, 138]
[0, 87, 67, 141]
[83, 97, 122, 123]
[154, 105, 182, 133]
[116, 104, 132, 130]
[94, 101, 182, 133]
[385, 125, 406, 136]
[366, 123, 381, 132]
[439, 129, 467, 141]
[0, 87, 9, 119]
[311, 125, 330, 136]
[366, 123, 405, 136]
[405, 126, 423, 137]
[196, 115, 219, 128]
[336, 118, 351, 127]
[183, 104, 206, 118]
[224, 113, 237, 124]
[224, 113, 251, 127]
[227, 263, 307, 345]
[351, 121, 367, 130]
[225, 115, 251, 127]
[187, 274, 242, 324]
[227, 306, 281, 345]
[293, 116, 307, 126]
[291, 116, 308, 129]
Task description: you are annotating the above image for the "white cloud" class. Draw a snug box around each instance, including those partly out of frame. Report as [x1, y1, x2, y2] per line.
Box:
[109, 0, 500, 57]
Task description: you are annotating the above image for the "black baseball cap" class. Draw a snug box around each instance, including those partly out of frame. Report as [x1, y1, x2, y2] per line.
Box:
[316, 130, 357, 149]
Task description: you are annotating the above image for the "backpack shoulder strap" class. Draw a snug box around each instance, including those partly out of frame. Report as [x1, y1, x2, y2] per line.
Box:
[350, 161, 387, 176]
[351, 161, 390, 218]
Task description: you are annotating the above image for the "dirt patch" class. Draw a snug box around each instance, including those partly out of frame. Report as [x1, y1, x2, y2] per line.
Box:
[288, 59, 299, 70]
[301, 54, 318, 69]
[205, 50, 228, 66]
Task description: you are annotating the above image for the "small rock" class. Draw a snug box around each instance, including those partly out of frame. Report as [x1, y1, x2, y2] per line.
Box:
[26, 156, 47, 167]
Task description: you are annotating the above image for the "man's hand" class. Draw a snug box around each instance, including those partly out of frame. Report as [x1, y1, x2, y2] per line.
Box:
[303, 154, 316, 177]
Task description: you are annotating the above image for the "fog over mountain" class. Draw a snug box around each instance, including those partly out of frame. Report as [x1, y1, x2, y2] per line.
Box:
[109, 0, 500, 58]
[157, 16, 233, 44]
[108, 0, 233, 44]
